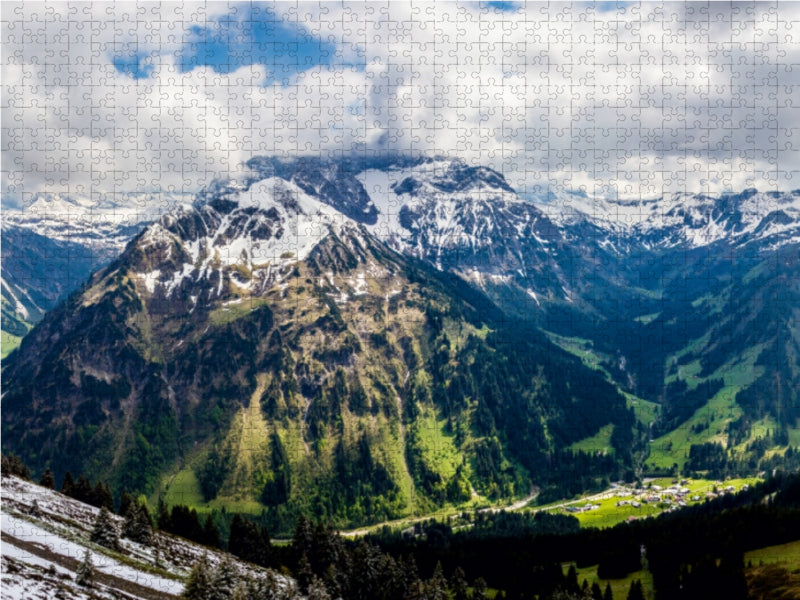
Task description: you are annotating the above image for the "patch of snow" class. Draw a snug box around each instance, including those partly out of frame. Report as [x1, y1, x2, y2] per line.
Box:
[2, 513, 184, 595]
[526, 289, 541, 307]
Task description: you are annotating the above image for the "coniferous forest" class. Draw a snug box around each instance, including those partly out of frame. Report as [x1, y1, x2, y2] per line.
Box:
[5, 452, 800, 600]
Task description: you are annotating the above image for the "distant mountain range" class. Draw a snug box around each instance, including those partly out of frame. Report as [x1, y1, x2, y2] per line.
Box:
[2, 156, 798, 525]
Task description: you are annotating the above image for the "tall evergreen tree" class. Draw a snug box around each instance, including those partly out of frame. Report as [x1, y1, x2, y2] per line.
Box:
[91, 480, 114, 510]
[118, 492, 134, 517]
[74, 475, 93, 503]
[1, 453, 30, 479]
[156, 498, 171, 530]
[472, 577, 489, 600]
[591, 581, 603, 600]
[603, 582, 614, 600]
[451, 566, 469, 600]
[39, 468, 55, 489]
[183, 553, 213, 600]
[60, 471, 75, 497]
[203, 513, 221, 548]
[565, 565, 580, 595]
[308, 575, 332, 600]
[427, 561, 448, 600]
[75, 549, 95, 587]
[626, 580, 644, 600]
[378, 553, 405, 600]
[296, 553, 314, 595]
[404, 578, 427, 600]
[323, 563, 345, 600]
[211, 556, 239, 600]
[169, 505, 204, 542]
[228, 514, 270, 566]
[292, 515, 313, 564]
[90, 506, 121, 551]
[352, 541, 381, 600]
[123, 502, 153, 545]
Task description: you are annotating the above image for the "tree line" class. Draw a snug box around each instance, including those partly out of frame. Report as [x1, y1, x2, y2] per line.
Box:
[5, 452, 800, 599]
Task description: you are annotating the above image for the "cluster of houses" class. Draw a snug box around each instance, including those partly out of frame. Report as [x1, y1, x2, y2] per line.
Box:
[564, 503, 601, 513]
[559, 480, 748, 518]
[617, 481, 746, 512]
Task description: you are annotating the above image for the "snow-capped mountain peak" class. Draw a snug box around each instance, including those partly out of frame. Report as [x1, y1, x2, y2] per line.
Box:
[131, 176, 357, 301]
[535, 188, 800, 250]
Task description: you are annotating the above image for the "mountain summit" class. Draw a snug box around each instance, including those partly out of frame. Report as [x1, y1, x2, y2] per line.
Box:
[2, 161, 633, 527]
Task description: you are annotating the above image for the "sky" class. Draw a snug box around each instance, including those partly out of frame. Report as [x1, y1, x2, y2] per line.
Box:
[3, 1, 800, 209]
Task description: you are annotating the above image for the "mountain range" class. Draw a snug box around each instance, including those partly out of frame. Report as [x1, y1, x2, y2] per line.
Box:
[2, 155, 799, 527]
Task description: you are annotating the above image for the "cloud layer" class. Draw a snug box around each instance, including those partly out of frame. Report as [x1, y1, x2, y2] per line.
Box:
[3, 1, 800, 208]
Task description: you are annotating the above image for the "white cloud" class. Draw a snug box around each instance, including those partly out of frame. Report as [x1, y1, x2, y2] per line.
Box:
[3, 0, 800, 209]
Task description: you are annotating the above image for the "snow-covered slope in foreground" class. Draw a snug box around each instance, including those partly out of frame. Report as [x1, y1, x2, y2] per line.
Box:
[0, 475, 292, 600]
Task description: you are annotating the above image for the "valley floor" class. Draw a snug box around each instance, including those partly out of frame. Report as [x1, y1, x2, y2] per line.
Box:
[330, 476, 758, 539]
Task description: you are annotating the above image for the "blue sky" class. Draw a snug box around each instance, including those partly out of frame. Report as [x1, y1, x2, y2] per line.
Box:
[113, 4, 341, 83]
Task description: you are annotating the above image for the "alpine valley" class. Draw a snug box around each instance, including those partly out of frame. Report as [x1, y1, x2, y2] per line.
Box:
[3, 155, 800, 534]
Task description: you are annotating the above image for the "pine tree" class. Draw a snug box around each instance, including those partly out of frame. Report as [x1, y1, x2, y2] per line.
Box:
[296, 552, 314, 594]
[75, 475, 93, 503]
[118, 492, 134, 517]
[203, 513, 221, 548]
[76, 549, 95, 587]
[229, 514, 268, 565]
[603, 582, 614, 600]
[1, 453, 30, 479]
[292, 515, 313, 564]
[322, 563, 344, 600]
[91, 480, 114, 510]
[352, 540, 382, 599]
[123, 502, 153, 545]
[39, 468, 55, 489]
[378, 553, 404, 600]
[472, 577, 489, 600]
[90, 506, 121, 551]
[452, 566, 469, 600]
[566, 565, 580, 594]
[404, 578, 427, 600]
[308, 575, 332, 600]
[211, 556, 239, 600]
[591, 581, 603, 600]
[252, 571, 284, 600]
[427, 561, 448, 600]
[401, 556, 420, 594]
[183, 553, 213, 600]
[60, 471, 75, 497]
[157, 498, 171, 530]
[626, 580, 644, 600]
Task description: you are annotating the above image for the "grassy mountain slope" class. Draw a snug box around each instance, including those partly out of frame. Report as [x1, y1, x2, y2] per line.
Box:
[1, 212, 633, 527]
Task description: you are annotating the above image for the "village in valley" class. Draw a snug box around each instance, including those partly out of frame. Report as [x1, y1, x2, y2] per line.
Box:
[533, 477, 760, 529]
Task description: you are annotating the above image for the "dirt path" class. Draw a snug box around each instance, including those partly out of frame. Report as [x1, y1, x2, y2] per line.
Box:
[530, 488, 618, 512]
[1, 531, 180, 600]
[338, 487, 541, 538]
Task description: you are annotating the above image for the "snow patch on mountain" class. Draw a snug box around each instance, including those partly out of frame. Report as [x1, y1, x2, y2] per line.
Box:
[1, 475, 293, 600]
[5, 191, 191, 256]
[359, 159, 538, 257]
[535, 189, 800, 249]
[132, 177, 355, 300]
